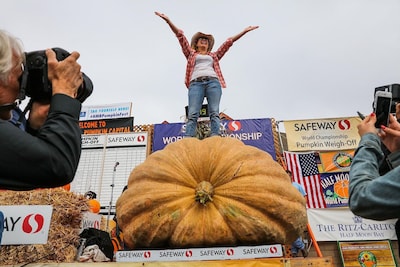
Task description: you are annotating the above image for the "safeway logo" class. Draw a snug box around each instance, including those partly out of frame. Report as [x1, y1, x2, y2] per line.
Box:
[0, 205, 52, 245]
[227, 121, 242, 132]
[22, 213, 45, 234]
[185, 250, 193, 257]
[269, 246, 278, 254]
[226, 248, 234, 256]
[338, 119, 351, 130]
[137, 135, 146, 142]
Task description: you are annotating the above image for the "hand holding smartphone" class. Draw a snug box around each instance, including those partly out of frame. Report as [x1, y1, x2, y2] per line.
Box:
[373, 91, 392, 128]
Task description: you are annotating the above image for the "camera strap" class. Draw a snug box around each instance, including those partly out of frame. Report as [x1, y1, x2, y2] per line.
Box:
[0, 101, 18, 112]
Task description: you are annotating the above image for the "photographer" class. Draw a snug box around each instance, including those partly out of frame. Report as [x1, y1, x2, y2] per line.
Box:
[0, 29, 84, 190]
[349, 112, 400, 220]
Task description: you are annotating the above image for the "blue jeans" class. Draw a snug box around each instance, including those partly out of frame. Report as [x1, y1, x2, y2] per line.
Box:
[185, 79, 222, 137]
[291, 236, 305, 255]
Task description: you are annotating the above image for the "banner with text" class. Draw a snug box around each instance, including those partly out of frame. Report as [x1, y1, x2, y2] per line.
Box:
[79, 117, 134, 135]
[116, 244, 283, 262]
[0, 205, 53, 245]
[152, 119, 276, 159]
[80, 102, 132, 121]
[320, 172, 349, 208]
[338, 240, 397, 267]
[283, 117, 361, 151]
[307, 208, 397, 241]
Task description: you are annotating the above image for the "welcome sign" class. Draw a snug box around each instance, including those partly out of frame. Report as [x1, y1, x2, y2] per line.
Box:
[0, 205, 53, 245]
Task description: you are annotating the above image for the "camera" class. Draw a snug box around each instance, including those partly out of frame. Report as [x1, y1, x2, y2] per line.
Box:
[20, 47, 93, 103]
[374, 84, 400, 114]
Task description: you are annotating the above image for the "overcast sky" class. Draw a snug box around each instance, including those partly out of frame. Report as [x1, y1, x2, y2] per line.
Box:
[3, 0, 400, 128]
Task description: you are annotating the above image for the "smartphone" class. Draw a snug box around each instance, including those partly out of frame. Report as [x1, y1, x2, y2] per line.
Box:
[373, 90, 392, 128]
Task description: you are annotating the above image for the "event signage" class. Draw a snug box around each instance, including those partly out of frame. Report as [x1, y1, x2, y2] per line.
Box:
[307, 208, 397, 241]
[80, 102, 132, 121]
[116, 244, 283, 262]
[79, 117, 134, 135]
[81, 132, 148, 149]
[320, 172, 349, 208]
[0, 205, 53, 245]
[79, 212, 102, 233]
[152, 118, 276, 159]
[283, 117, 361, 151]
[338, 240, 397, 266]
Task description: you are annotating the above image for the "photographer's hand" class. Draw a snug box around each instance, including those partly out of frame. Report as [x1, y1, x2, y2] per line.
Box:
[46, 49, 83, 99]
[378, 114, 400, 152]
[357, 113, 378, 137]
[28, 102, 50, 130]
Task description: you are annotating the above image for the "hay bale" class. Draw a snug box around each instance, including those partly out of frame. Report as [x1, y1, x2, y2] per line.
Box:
[0, 188, 89, 264]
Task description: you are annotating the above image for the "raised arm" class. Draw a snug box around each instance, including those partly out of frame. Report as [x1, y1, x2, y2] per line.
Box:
[230, 26, 259, 42]
[155, 11, 180, 35]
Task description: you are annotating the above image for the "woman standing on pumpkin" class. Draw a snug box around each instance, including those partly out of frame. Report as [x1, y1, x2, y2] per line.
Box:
[155, 12, 258, 137]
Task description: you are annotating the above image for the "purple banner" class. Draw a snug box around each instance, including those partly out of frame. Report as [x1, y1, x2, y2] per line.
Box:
[152, 118, 276, 160]
[320, 172, 349, 208]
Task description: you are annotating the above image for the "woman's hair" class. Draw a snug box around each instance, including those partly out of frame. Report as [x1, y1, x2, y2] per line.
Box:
[0, 29, 24, 84]
[191, 39, 199, 51]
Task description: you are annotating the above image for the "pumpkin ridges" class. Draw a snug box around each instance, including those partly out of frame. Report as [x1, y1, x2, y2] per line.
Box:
[213, 195, 306, 244]
[171, 201, 236, 247]
[214, 174, 307, 242]
[204, 138, 273, 187]
[129, 154, 198, 188]
[213, 196, 289, 244]
[162, 138, 213, 184]
[116, 181, 194, 224]
[215, 174, 306, 209]
[121, 195, 195, 249]
[116, 137, 308, 248]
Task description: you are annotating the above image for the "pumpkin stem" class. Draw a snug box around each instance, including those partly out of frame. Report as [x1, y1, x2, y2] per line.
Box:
[195, 181, 214, 205]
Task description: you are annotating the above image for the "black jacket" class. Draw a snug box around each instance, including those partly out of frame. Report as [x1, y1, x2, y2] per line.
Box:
[0, 94, 82, 190]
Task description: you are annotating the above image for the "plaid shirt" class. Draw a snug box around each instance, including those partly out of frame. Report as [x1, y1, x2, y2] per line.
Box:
[176, 30, 233, 88]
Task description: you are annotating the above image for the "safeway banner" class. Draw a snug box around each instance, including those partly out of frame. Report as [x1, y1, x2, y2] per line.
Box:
[283, 117, 361, 151]
[0, 205, 53, 245]
[116, 244, 283, 262]
[307, 208, 397, 241]
[152, 119, 276, 159]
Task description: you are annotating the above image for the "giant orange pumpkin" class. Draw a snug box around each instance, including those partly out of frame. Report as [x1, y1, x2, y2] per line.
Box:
[116, 136, 307, 249]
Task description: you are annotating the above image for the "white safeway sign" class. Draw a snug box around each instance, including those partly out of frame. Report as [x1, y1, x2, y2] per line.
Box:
[0, 205, 53, 245]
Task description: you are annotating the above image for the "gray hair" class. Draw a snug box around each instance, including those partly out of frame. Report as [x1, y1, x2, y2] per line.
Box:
[0, 29, 24, 84]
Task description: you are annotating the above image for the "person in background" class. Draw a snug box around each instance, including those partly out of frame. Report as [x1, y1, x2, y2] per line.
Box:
[287, 170, 308, 257]
[0, 29, 84, 190]
[155, 11, 258, 137]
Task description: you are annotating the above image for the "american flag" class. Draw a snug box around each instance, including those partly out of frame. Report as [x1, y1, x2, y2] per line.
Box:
[284, 151, 326, 209]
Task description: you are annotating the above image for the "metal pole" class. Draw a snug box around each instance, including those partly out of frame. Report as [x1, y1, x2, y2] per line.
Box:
[107, 162, 119, 232]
